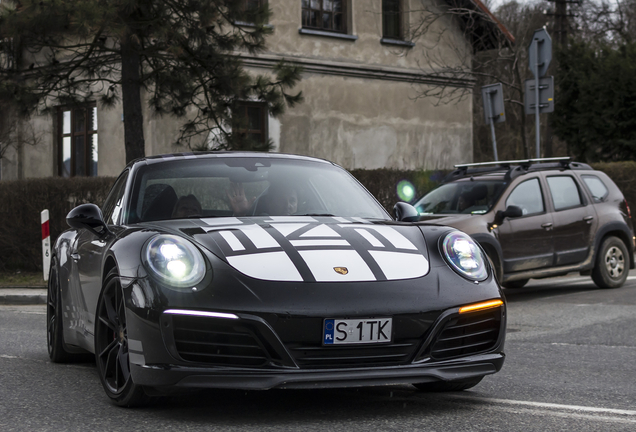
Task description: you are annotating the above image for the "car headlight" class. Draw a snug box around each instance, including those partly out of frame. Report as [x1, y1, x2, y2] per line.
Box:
[441, 231, 488, 281]
[143, 235, 206, 288]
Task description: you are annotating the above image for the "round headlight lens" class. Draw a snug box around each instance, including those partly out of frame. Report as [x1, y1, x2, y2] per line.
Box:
[144, 235, 205, 288]
[442, 231, 488, 281]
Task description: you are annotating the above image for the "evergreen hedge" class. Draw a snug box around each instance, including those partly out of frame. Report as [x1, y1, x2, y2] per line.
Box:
[0, 177, 115, 272]
[1, 162, 634, 272]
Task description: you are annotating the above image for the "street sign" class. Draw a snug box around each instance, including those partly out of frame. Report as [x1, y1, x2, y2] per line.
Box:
[481, 83, 506, 124]
[528, 28, 552, 158]
[524, 76, 554, 115]
[528, 28, 552, 77]
[481, 83, 506, 161]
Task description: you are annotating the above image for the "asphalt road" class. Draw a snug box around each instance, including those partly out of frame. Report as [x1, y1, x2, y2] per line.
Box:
[1, 272, 636, 431]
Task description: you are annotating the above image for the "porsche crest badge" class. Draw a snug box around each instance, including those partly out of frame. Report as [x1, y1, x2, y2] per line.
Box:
[333, 267, 349, 275]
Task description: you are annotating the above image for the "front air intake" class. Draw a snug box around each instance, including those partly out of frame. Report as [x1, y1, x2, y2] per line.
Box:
[429, 307, 502, 360]
[170, 315, 269, 366]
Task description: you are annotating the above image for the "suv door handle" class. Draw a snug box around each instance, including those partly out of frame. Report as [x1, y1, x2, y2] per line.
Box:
[71, 253, 81, 262]
[583, 216, 594, 223]
[541, 222, 553, 231]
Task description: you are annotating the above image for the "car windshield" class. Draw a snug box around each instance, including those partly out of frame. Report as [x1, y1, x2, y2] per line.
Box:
[127, 156, 390, 223]
[413, 181, 506, 215]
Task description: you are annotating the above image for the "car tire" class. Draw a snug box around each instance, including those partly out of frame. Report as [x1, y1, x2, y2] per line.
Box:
[592, 236, 629, 289]
[47, 257, 85, 363]
[95, 269, 152, 407]
[413, 376, 483, 392]
[502, 279, 529, 289]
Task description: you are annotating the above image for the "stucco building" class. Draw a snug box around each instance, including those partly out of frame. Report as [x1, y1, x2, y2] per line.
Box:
[0, 0, 511, 180]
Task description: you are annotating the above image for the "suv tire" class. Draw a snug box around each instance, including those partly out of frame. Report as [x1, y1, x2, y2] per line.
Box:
[592, 236, 629, 289]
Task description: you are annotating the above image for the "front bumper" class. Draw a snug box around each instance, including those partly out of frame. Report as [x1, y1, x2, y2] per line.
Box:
[125, 298, 506, 391]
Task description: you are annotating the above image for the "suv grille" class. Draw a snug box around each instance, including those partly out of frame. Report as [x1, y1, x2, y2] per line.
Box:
[430, 308, 502, 360]
[171, 316, 269, 366]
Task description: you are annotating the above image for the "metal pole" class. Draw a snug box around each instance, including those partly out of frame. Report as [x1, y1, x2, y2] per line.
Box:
[535, 39, 541, 159]
[486, 92, 498, 161]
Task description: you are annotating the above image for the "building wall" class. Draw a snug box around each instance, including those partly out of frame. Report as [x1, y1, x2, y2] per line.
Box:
[5, 0, 475, 180]
[275, 73, 472, 170]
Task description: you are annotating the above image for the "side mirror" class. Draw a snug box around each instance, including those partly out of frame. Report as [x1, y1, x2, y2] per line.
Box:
[393, 202, 420, 222]
[66, 204, 110, 237]
[494, 205, 523, 225]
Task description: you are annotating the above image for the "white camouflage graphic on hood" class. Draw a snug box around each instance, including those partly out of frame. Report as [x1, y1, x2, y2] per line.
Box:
[200, 216, 429, 282]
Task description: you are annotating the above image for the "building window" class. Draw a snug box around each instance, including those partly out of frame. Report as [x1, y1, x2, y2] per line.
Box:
[302, 0, 345, 33]
[234, 102, 268, 149]
[58, 104, 98, 177]
[242, 0, 265, 10]
[382, 0, 401, 39]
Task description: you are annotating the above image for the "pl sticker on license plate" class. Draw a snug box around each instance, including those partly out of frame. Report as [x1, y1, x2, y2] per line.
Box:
[323, 318, 392, 345]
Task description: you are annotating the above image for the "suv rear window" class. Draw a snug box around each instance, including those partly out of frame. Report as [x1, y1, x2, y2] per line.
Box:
[582, 175, 609, 202]
[414, 181, 505, 215]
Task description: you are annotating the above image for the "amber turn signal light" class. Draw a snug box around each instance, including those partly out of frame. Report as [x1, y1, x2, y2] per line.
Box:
[459, 299, 504, 314]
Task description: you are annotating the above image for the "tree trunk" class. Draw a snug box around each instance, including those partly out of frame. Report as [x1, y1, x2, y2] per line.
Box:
[120, 37, 145, 164]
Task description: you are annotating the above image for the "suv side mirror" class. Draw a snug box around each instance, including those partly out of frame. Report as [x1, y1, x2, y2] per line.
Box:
[393, 202, 420, 222]
[494, 205, 523, 225]
[66, 204, 110, 237]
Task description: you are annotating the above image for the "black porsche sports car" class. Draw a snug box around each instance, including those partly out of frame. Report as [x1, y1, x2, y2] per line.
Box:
[47, 152, 506, 406]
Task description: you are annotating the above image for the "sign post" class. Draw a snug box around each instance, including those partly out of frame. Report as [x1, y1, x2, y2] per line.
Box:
[481, 83, 506, 161]
[41, 210, 51, 282]
[528, 28, 552, 158]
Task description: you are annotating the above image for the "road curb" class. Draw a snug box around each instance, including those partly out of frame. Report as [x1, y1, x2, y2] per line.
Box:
[0, 289, 47, 305]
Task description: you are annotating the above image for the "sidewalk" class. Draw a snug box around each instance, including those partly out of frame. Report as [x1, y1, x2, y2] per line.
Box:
[0, 286, 47, 305]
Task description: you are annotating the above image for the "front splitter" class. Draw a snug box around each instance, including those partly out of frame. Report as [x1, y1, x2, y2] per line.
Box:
[132, 353, 504, 390]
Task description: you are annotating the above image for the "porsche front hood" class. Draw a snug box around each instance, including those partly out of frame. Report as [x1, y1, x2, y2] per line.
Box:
[168, 216, 430, 283]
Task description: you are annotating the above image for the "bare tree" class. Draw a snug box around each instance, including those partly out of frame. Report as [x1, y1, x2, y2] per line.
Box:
[401, 1, 559, 160]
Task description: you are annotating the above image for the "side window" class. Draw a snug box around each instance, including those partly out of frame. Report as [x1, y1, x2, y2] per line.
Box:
[547, 176, 583, 211]
[582, 175, 609, 202]
[506, 178, 544, 216]
[102, 171, 129, 225]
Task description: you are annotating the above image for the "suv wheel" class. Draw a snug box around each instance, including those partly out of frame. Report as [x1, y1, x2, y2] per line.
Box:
[592, 236, 629, 289]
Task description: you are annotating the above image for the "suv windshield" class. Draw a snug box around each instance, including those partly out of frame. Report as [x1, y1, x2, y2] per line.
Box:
[414, 181, 506, 215]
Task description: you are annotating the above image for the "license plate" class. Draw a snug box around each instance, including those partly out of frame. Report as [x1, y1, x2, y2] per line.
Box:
[323, 318, 392, 345]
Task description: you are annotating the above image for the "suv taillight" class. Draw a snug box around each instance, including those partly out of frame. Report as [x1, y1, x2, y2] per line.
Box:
[626, 199, 632, 219]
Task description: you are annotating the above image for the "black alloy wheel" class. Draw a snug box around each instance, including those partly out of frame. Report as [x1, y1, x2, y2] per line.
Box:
[413, 376, 483, 392]
[592, 236, 629, 289]
[95, 269, 150, 407]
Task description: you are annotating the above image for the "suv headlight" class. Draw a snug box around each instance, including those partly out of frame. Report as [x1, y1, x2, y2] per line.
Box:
[143, 235, 206, 288]
[441, 231, 488, 281]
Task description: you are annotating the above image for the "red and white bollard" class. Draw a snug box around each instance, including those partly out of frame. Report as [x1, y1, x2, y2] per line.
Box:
[41, 209, 51, 282]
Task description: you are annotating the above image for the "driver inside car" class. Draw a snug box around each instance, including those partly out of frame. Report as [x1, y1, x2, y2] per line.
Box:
[172, 194, 203, 218]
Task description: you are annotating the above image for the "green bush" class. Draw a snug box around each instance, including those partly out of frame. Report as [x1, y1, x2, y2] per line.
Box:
[0, 177, 115, 272]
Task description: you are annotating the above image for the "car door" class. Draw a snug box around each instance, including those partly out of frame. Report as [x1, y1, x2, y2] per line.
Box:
[73, 171, 129, 336]
[544, 173, 597, 266]
[496, 176, 555, 273]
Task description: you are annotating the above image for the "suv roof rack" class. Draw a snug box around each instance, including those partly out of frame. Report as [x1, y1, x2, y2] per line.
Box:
[444, 157, 591, 183]
[454, 157, 572, 170]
